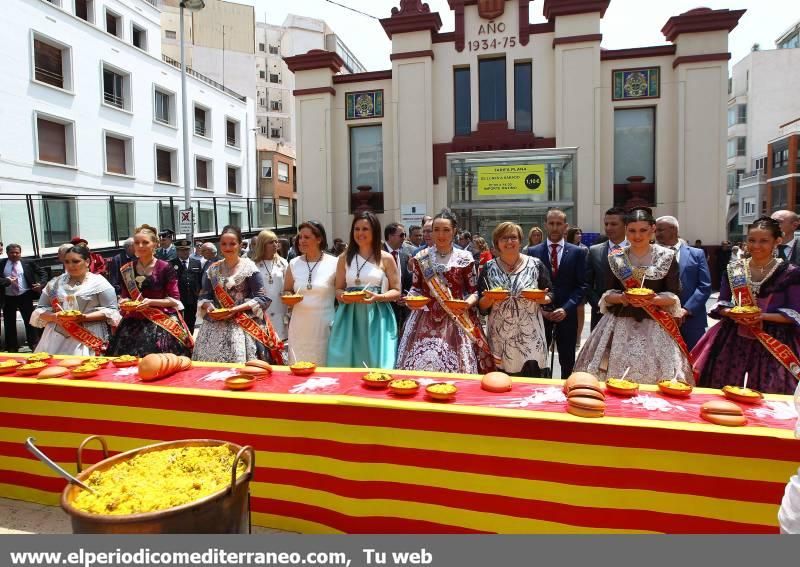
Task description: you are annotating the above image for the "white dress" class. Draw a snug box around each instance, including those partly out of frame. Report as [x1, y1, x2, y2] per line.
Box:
[287, 253, 337, 365]
[778, 382, 800, 533]
[256, 256, 289, 340]
[30, 273, 121, 356]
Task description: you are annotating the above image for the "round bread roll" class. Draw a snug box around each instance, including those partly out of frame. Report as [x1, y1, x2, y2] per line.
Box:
[700, 400, 747, 427]
[563, 371, 600, 393]
[481, 371, 512, 393]
[245, 359, 273, 373]
[37, 366, 68, 379]
[238, 365, 270, 376]
[567, 401, 605, 418]
[137, 353, 163, 381]
[567, 387, 605, 401]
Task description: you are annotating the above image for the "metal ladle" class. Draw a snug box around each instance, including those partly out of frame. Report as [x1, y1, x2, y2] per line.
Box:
[25, 437, 96, 494]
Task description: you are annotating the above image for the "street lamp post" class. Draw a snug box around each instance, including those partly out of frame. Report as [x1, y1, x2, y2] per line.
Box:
[179, 0, 205, 238]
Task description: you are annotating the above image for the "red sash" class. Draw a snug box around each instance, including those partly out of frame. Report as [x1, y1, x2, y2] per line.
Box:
[417, 250, 499, 365]
[120, 262, 194, 349]
[50, 298, 106, 355]
[613, 251, 696, 378]
[212, 281, 284, 364]
[727, 261, 800, 380]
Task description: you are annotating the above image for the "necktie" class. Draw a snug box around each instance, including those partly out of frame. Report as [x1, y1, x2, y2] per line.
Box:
[550, 243, 559, 278]
[391, 250, 398, 267]
[779, 244, 789, 261]
[10, 262, 20, 292]
[183, 260, 188, 270]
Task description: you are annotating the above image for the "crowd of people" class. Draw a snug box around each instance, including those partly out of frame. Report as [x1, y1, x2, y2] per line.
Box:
[2, 206, 800, 395]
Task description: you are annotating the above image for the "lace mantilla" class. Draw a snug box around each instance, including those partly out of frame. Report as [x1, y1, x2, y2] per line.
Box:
[609, 243, 675, 283]
[208, 258, 260, 289]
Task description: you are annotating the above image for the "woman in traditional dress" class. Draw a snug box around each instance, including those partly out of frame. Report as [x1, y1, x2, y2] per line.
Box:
[251, 229, 289, 341]
[477, 222, 552, 376]
[193, 225, 282, 364]
[284, 221, 338, 365]
[396, 210, 496, 374]
[327, 212, 400, 369]
[31, 245, 120, 356]
[107, 224, 193, 357]
[692, 216, 800, 394]
[574, 208, 693, 384]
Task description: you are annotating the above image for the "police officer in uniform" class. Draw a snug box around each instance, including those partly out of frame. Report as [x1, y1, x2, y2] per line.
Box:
[170, 239, 202, 333]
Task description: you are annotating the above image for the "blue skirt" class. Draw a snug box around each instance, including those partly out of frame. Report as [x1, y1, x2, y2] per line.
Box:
[327, 298, 397, 369]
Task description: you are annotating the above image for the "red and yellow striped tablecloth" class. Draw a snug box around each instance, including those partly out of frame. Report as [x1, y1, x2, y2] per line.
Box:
[0, 355, 798, 533]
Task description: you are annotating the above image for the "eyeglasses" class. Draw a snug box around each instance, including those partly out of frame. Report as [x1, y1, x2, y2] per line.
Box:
[397, 232, 406, 238]
[499, 235, 520, 242]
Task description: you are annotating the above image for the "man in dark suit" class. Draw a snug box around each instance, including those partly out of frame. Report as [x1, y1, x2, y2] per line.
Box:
[384, 222, 412, 332]
[0, 244, 47, 352]
[585, 207, 628, 329]
[108, 238, 136, 296]
[171, 239, 203, 333]
[655, 216, 712, 351]
[527, 209, 588, 378]
[771, 210, 800, 267]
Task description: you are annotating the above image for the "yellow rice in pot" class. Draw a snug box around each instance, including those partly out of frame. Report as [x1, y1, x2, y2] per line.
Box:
[72, 445, 246, 515]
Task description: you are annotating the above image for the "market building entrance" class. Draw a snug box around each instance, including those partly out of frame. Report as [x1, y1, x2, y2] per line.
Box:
[447, 148, 576, 240]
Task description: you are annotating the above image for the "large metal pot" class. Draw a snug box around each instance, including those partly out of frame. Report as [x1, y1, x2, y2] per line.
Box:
[60, 436, 254, 534]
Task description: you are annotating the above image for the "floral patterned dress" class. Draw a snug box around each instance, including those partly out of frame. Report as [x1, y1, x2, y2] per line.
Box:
[396, 248, 495, 374]
[107, 260, 191, 357]
[192, 258, 272, 363]
[477, 256, 552, 374]
[574, 244, 692, 384]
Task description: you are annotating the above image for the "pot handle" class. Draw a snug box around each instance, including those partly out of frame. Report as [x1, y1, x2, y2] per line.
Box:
[230, 445, 255, 492]
[76, 435, 109, 473]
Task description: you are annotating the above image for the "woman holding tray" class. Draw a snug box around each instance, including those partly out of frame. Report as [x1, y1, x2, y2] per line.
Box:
[31, 245, 120, 356]
[327, 211, 400, 369]
[692, 216, 800, 394]
[396, 209, 496, 374]
[106, 224, 193, 358]
[574, 208, 692, 384]
[193, 225, 282, 364]
[284, 220, 338, 365]
[477, 222, 552, 376]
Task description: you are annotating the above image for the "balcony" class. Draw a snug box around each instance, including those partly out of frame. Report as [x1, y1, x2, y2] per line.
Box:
[103, 91, 124, 109]
[739, 171, 766, 186]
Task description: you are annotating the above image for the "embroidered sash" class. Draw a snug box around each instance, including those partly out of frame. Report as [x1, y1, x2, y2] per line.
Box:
[50, 297, 106, 355]
[212, 279, 284, 364]
[610, 248, 696, 375]
[417, 250, 499, 364]
[727, 260, 800, 380]
[120, 262, 194, 349]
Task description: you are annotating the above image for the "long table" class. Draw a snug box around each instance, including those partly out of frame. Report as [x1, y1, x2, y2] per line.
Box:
[0, 354, 798, 534]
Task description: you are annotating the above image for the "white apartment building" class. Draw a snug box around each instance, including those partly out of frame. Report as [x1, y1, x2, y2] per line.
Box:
[0, 0, 257, 257]
[255, 15, 366, 150]
[729, 20, 800, 231]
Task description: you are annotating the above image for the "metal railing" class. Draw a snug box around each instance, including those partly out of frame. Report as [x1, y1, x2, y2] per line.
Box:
[34, 66, 63, 88]
[162, 54, 246, 102]
[103, 91, 124, 109]
[226, 136, 238, 147]
[194, 123, 207, 137]
[3, 193, 295, 260]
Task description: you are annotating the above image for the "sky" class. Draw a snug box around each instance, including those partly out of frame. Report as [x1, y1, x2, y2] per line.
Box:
[228, 0, 800, 71]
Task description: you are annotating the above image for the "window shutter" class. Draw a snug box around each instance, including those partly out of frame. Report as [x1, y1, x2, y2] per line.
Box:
[227, 167, 237, 193]
[34, 40, 63, 88]
[37, 118, 67, 164]
[196, 159, 208, 188]
[105, 136, 126, 174]
[156, 149, 172, 182]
